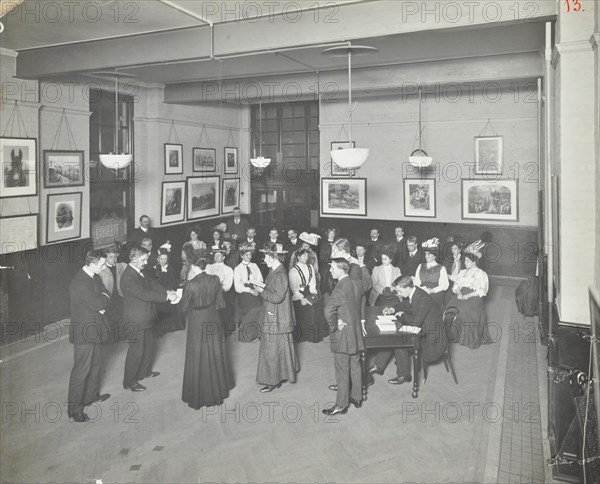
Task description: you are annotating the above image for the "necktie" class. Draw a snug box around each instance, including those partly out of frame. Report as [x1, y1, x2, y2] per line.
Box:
[93, 274, 107, 293]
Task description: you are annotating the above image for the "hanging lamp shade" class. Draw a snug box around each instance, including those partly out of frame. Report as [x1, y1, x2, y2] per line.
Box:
[99, 153, 133, 170]
[251, 101, 271, 169]
[331, 147, 370, 169]
[409, 149, 433, 168]
[250, 156, 271, 168]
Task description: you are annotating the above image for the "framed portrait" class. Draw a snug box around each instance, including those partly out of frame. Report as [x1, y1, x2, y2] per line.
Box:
[43, 150, 84, 188]
[475, 136, 503, 175]
[321, 177, 367, 217]
[46, 191, 83, 244]
[1, 137, 37, 198]
[164, 143, 183, 174]
[0, 214, 38, 254]
[224, 147, 238, 174]
[222, 178, 240, 214]
[330, 141, 355, 176]
[161, 181, 186, 225]
[187, 176, 220, 220]
[461, 179, 518, 222]
[403, 178, 436, 218]
[192, 147, 216, 173]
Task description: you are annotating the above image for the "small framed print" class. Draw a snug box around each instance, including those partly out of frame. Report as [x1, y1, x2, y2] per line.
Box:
[187, 176, 220, 220]
[403, 179, 436, 218]
[0, 214, 38, 254]
[330, 141, 355, 176]
[475, 136, 503, 175]
[192, 147, 216, 173]
[224, 147, 238, 174]
[321, 177, 367, 217]
[164, 143, 183, 174]
[43, 150, 85, 188]
[161, 181, 186, 225]
[1, 137, 38, 198]
[222, 178, 240, 214]
[461, 179, 518, 222]
[46, 191, 83, 244]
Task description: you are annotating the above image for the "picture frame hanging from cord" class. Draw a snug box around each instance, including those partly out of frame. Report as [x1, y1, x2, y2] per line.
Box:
[46, 191, 83, 244]
[224, 147, 238, 174]
[192, 148, 216, 173]
[164, 143, 183, 174]
[43, 150, 85, 188]
[475, 136, 503, 175]
[1, 137, 38, 198]
[0, 213, 39, 254]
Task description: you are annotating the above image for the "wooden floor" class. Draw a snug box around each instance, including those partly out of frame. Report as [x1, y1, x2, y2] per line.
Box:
[1, 283, 529, 483]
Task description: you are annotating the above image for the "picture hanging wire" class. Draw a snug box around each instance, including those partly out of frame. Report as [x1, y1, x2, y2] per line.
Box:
[167, 120, 181, 144]
[195, 124, 213, 149]
[2, 101, 29, 138]
[478, 118, 499, 137]
[50, 109, 78, 151]
[226, 127, 235, 147]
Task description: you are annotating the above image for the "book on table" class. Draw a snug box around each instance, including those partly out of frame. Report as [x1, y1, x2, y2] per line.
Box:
[375, 316, 421, 334]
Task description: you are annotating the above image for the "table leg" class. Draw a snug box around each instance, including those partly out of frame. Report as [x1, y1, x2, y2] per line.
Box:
[360, 350, 368, 401]
[412, 349, 419, 399]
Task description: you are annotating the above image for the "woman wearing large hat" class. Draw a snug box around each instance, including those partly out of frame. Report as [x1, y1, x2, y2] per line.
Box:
[413, 237, 449, 309]
[290, 232, 321, 279]
[254, 243, 299, 392]
[232, 242, 264, 342]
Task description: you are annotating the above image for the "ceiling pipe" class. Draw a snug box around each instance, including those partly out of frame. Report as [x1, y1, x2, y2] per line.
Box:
[158, 0, 215, 58]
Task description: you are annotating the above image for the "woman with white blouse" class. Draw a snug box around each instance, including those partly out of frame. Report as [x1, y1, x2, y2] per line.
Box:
[207, 248, 235, 333]
[368, 250, 402, 307]
[414, 238, 449, 309]
[446, 251, 490, 349]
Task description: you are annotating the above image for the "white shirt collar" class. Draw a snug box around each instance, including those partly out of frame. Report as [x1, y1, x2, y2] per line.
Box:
[140, 227, 148, 232]
[83, 266, 95, 278]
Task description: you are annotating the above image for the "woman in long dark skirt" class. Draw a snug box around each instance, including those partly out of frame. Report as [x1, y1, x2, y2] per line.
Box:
[180, 251, 234, 409]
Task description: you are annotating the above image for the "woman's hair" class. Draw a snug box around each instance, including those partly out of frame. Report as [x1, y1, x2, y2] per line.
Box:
[464, 252, 479, 264]
[188, 226, 200, 238]
[295, 248, 310, 259]
[181, 242, 196, 262]
[392, 274, 414, 288]
[192, 257, 208, 271]
[212, 229, 223, 239]
[380, 249, 395, 261]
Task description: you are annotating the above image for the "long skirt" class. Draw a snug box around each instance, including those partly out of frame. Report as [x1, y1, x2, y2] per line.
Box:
[235, 293, 262, 342]
[182, 308, 234, 410]
[446, 295, 488, 349]
[220, 289, 236, 334]
[293, 299, 329, 343]
[256, 332, 299, 385]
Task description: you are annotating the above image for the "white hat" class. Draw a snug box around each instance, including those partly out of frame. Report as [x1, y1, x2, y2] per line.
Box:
[299, 232, 321, 246]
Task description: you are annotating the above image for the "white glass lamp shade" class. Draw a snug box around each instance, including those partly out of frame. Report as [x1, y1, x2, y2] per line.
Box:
[250, 156, 271, 168]
[330, 148, 370, 170]
[408, 149, 433, 168]
[99, 153, 133, 170]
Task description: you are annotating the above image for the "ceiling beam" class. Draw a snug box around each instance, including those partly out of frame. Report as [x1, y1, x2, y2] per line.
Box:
[15, 0, 555, 79]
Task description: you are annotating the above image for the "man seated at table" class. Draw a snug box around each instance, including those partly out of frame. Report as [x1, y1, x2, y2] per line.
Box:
[369, 275, 445, 385]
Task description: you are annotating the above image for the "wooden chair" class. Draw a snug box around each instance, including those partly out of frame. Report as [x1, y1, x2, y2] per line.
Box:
[423, 306, 459, 384]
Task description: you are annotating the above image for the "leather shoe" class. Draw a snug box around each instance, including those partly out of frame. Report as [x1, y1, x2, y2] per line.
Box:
[328, 384, 338, 392]
[388, 376, 412, 385]
[368, 365, 383, 375]
[322, 405, 348, 416]
[260, 382, 283, 393]
[140, 371, 160, 380]
[71, 412, 89, 423]
[350, 398, 362, 409]
[85, 393, 110, 405]
[366, 375, 375, 387]
[123, 383, 146, 392]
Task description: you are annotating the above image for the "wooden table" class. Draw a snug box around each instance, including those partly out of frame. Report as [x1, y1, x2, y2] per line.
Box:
[361, 306, 422, 399]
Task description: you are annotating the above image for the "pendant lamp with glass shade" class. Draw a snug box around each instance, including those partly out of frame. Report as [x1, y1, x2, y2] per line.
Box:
[250, 102, 271, 174]
[91, 71, 136, 170]
[322, 44, 378, 176]
[409, 86, 433, 169]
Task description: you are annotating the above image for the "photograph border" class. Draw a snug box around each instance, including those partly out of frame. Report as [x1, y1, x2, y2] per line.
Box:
[42, 149, 85, 188]
[221, 177, 240, 215]
[0, 137, 38, 199]
[160, 180, 186, 225]
[461, 178, 519, 222]
[320, 177, 367, 217]
[164, 143, 184, 175]
[192, 147, 217, 173]
[224, 147, 238, 174]
[474, 135, 503, 175]
[45, 191, 83, 244]
[186, 175, 221, 220]
[403, 178, 436, 218]
[0, 213, 39, 255]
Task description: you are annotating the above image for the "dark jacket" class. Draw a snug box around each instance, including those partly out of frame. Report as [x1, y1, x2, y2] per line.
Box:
[392, 238, 408, 267]
[399, 248, 423, 277]
[259, 263, 295, 334]
[225, 217, 250, 241]
[120, 265, 169, 330]
[324, 276, 363, 354]
[69, 269, 111, 345]
[129, 227, 157, 248]
[154, 264, 179, 291]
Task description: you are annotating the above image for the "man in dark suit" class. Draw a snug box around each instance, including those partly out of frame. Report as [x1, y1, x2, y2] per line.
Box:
[120, 247, 177, 392]
[370, 275, 445, 384]
[68, 249, 112, 422]
[284, 229, 301, 267]
[129, 215, 157, 249]
[366, 227, 386, 265]
[323, 258, 363, 415]
[225, 207, 250, 244]
[391, 225, 408, 267]
[399, 235, 422, 277]
[99, 245, 126, 330]
[140, 237, 158, 278]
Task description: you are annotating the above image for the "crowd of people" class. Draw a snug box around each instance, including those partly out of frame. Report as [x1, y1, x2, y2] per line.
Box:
[67, 207, 491, 421]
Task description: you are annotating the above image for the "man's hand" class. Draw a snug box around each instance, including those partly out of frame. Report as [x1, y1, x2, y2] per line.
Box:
[337, 319, 346, 331]
[167, 291, 177, 302]
[250, 288, 260, 296]
[361, 320, 367, 337]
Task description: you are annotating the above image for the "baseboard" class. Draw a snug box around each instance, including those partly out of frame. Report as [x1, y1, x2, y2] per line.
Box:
[0, 319, 70, 362]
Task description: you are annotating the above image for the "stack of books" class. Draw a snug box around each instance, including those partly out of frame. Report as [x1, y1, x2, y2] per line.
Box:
[375, 315, 421, 334]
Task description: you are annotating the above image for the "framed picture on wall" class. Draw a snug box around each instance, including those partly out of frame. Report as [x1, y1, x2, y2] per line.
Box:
[403, 178, 436, 218]
[330, 141, 354, 176]
[43, 150, 85, 188]
[46, 191, 82, 244]
[222, 178, 240, 214]
[192, 147, 216, 173]
[321, 177, 367, 217]
[160, 180, 186, 225]
[475, 136, 503, 175]
[187, 176, 220, 220]
[461, 179, 518, 222]
[0, 214, 38, 254]
[1, 137, 38, 198]
[164, 143, 183, 174]
[224, 147, 238, 174]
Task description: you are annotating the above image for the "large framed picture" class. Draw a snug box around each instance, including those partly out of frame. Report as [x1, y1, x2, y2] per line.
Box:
[187, 176, 220, 220]
[0, 214, 38, 254]
[164, 143, 183, 174]
[192, 147, 216, 173]
[461, 179, 518, 222]
[224, 147, 238, 174]
[46, 191, 83, 244]
[475, 136, 503, 175]
[321, 177, 367, 217]
[160, 181, 186, 225]
[330, 141, 354, 176]
[1, 137, 37, 198]
[404, 178, 436, 218]
[222, 178, 240, 214]
[43, 150, 84, 188]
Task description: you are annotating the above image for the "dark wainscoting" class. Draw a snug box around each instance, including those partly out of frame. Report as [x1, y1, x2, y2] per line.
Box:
[319, 218, 539, 279]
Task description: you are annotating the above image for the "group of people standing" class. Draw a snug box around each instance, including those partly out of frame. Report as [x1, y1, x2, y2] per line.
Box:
[67, 209, 492, 421]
